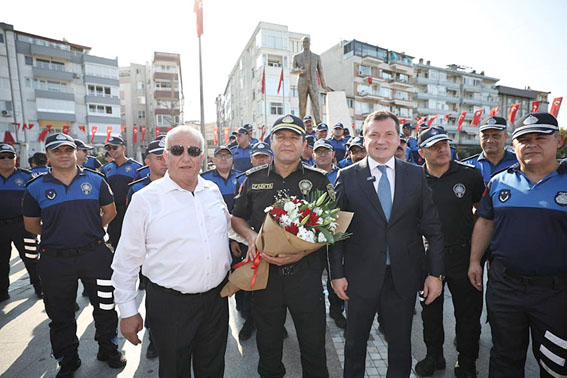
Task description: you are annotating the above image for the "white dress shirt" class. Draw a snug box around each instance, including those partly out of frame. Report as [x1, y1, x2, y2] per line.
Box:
[111, 172, 232, 318]
[367, 156, 396, 201]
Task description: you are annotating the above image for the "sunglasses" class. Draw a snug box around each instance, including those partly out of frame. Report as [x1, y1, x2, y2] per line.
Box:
[104, 145, 121, 151]
[168, 145, 202, 157]
[0, 154, 16, 160]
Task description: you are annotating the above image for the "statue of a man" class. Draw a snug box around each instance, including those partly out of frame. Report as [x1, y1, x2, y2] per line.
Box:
[292, 36, 332, 125]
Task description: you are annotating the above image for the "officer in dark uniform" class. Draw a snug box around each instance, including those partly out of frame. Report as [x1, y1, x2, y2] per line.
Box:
[75, 140, 101, 171]
[303, 115, 317, 138]
[300, 135, 316, 166]
[469, 112, 567, 378]
[22, 134, 126, 377]
[201, 145, 239, 211]
[316, 122, 329, 141]
[231, 127, 253, 172]
[101, 136, 142, 250]
[31, 152, 49, 177]
[0, 144, 41, 301]
[461, 116, 518, 184]
[414, 127, 485, 378]
[244, 123, 259, 146]
[328, 122, 348, 162]
[232, 114, 332, 378]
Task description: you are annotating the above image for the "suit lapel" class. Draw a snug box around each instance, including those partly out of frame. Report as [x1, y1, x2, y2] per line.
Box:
[356, 157, 386, 221]
[390, 159, 407, 223]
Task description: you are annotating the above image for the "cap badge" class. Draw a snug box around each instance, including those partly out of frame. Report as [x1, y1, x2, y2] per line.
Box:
[56, 134, 67, 140]
[298, 179, 313, 196]
[453, 183, 466, 199]
[159, 139, 166, 147]
[498, 189, 511, 203]
[282, 115, 294, 124]
[257, 143, 265, 148]
[487, 117, 497, 125]
[523, 115, 539, 125]
[555, 191, 567, 206]
[81, 182, 92, 195]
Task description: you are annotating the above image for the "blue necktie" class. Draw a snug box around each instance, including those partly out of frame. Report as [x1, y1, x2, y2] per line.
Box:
[377, 165, 392, 264]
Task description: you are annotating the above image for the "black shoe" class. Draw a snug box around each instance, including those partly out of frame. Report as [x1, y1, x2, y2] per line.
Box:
[146, 340, 158, 359]
[74, 302, 79, 312]
[56, 357, 81, 378]
[282, 326, 288, 339]
[415, 354, 446, 377]
[238, 320, 255, 341]
[330, 309, 347, 329]
[0, 292, 9, 303]
[34, 286, 43, 299]
[454, 360, 477, 378]
[97, 349, 127, 369]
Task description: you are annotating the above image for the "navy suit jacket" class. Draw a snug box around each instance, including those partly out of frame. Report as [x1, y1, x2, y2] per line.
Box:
[328, 156, 445, 299]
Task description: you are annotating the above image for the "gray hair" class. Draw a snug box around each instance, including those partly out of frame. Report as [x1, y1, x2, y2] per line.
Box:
[165, 126, 205, 151]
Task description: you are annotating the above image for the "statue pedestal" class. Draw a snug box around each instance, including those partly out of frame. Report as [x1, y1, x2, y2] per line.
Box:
[325, 91, 352, 135]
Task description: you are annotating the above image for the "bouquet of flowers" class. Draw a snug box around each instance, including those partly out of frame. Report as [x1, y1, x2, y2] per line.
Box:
[221, 190, 353, 297]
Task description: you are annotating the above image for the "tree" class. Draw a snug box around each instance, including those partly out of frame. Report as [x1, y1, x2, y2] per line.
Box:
[558, 128, 567, 159]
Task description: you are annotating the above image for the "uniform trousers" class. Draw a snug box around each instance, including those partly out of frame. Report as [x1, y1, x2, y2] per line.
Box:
[0, 220, 41, 293]
[107, 204, 126, 249]
[487, 259, 567, 378]
[38, 242, 118, 365]
[253, 253, 328, 378]
[146, 279, 228, 378]
[419, 244, 482, 364]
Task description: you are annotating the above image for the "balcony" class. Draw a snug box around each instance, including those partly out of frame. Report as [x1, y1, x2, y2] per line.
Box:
[416, 107, 449, 115]
[391, 79, 412, 89]
[463, 84, 482, 92]
[32, 64, 75, 81]
[390, 62, 413, 74]
[31, 44, 72, 60]
[361, 55, 385, 66]
[37, 111, 76, 122]
[154, 90, 180, 99]
[85, 94, 121, 105]
[155, 108, 181, 115]
[34, 89, 74, 102]
[393, 99, 414, 107]
[154, 72, 178, 81]
[440, 80, 461, 90]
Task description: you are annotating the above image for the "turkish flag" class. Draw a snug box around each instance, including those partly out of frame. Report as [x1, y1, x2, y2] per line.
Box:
[531, 101, 541, 113]
[11, 123, 21, 131]
[62, 125, 70, 135]
[27, 123, 34, 130]
[79, 125, 86, 133]
[507, 104, 520, 123]
[224, 128, 229, 144]
[259, 125, 266, 141]
[550, 97, 563, 118]
[444, 113, 452, 121]
[457, 112, 467, 131]
[38, 125, 52, 142]
[399, 118, 406, 126]
[261, 68, 265, 95]
[194, 0, 203, 37]
[4, 131, 15, 144]
[427, 115, 438, 127]
[470, 109, 483, 127]
[415, 117, 427, 130]
[277, 68, 284, 95]
[91, 126, 98, 144]
[155, 128, 160, 138]
[104, 126, 112, 144]
[212, 127, 218, 145]
[133, 127, 138, 145]
[23, 124, 27, 130]
[489, 106, 500, 116]
[141, 126, 146, 141]
[368, 75, 372, 85]
[120, 125, 126, 134]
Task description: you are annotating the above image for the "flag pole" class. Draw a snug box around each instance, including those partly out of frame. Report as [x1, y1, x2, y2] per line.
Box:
[282, 67, 285, 115]
[264, 67, 268, 137]
[197, 27, 206, 171]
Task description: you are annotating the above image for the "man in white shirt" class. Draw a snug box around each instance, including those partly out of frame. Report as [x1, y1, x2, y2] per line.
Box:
[111, 126, 232, 377]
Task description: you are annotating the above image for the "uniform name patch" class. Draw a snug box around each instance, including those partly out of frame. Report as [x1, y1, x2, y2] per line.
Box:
[252, 183, 274, 190]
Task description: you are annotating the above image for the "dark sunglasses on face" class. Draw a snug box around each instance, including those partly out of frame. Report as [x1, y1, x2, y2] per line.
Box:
[104, 145, 120, 151]
[168, 145, 202, 157]
[0, 154, 16, 160]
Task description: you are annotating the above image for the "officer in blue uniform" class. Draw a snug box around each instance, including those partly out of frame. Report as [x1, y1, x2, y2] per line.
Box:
[340, 136, 366, 168]
[402, 123, 419, 163]
[303, 115, 317, 138]
[134, 135, 164, 180]
[201, 145, 239, 211]
[316, 122, 329, 141]
[244, 123, 259, 146]
[75, 140, 102, 172]
[301, 135, 316, 166]
[328, 122, 348, 162]
[228, 133, 238, 149]
[469, 113, 567, 378]
[101, 136, 142, 250]
[235, 142, 274, 192]
[231, 127, 253, 172]
[0, 144, 41, 301]
[22, 134, 126, 377]
[461, 116, 517, 184]
[31, 152, 50, 177]
[343, 128, 352, 144]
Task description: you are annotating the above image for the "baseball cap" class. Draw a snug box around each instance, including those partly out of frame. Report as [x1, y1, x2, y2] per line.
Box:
[316, 123, 329, 131]
[334, 122, 344, 130]
[251, 142, 272, 157]
[303, 115, 313, 122]
[418, 126, 451, 148]
[271, 114, 306, 135]
[105, 136, 125, 146]
[74, 139, 93, 150]
[479, 116, 508, 132]
[348, 136, 364, 149]
[147, 139, 166, 155]
[214, 145, 232, 156]
[45, 133, 77, 150]
[237, 127, 249, 135]
[512, 113, 559, 140]
[314, 139, 333, 151]
[0, 144, 16, 154]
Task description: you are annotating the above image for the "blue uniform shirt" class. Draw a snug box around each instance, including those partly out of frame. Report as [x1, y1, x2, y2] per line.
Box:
[1, 168, 32, 219]
[327, 166, 340, 186]
[134, 165, 150, 180]
[477, 162, 567, 276]
[126, 175, 152, 206]
[406, 137, 424, 165]
[22, 167, 114, 249]
[338, 158, 352, 168]
[301, 157, 316, 166]
[82, 156, 102, 171]
[462, 150, 518, 184]
[201, 169, 239, 211]
[102, 159, 142, 205]
[250, 138, 259, 146]
[306, 130, 316, 139]
[327, 138, 347, 162]
[31, 166, 49, 178]
[231, 145, 253, 172]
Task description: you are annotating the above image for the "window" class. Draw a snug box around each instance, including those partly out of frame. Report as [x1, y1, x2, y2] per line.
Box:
[398, 73, 409, 83]
[358, 65, 372, 76]
[347, 98, 354, 108]
[380, 71, 392, 80]
[259, 29, 288, 50]
[355, 101, 373, 114]
[34, 79, 67, 92]
[0, 34, 3, 43]
[270, 102, 283, 115]
[24, 56, 33, 65]
[85, 64, 118, 79]
[267, 55, 283, 67]
[37, 98, 74, 113]
[138, 111, 145, 119]
[379, 87, 392, 98]
[136, 82, 144, 89]
[137, 96, 146, 105]
[396, 91, 409, 100]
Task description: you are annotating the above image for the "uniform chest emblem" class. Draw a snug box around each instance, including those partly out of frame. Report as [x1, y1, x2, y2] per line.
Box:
[45, 189, 57, 200]
[299, 179, 313, 196]
[125, 166, 132, 172]
[327, 183, 336, 201]
[453, 183, 466, 198]
[555, 191, 567, 206]
[15, 178, 24, 186]
[81, 182, 93, 195]
[106, 167, 112, 173]
[498, 189, 511, 203]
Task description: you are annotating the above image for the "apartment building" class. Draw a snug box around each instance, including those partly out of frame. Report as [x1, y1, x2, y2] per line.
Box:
[496, 85, 549, 129]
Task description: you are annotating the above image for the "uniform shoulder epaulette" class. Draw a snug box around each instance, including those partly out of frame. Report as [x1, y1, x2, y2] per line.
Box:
[83, 167, 106, 178]
[136, 165, 148, 172]
[127, 158, 143, 166]
[460, 153, 480, 163]
[245, 164, 269, 176]
[558, 159, 567, 174]
[128, 176, 148, 187]
[19, 168, 32, 174]
[304, 164, 328, 176]
[454, 160, 476, 169]
[25, 173, 44, 187]
[235, 171, 246, 179]
[492, 163, 520, 179]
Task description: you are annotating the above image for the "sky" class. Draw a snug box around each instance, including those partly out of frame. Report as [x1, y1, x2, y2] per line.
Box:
[4, 0, 567, 127]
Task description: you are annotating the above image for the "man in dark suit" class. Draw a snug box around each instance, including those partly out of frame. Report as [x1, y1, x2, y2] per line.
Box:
[329, 110, 445, 378]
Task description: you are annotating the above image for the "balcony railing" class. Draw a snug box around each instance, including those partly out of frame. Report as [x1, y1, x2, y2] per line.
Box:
[34, 62, 66, 72]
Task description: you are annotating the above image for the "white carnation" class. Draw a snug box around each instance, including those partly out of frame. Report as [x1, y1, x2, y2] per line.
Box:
[318, 233, 327, 243]
[280, 214, 291, 226]
[284, 201, 296, 213]
[297, 227, 316, 243]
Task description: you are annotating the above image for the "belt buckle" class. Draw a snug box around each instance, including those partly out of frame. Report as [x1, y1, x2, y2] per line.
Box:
[280, 265, 295, 276]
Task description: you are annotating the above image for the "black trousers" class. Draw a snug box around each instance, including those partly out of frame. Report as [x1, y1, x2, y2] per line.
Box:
[107, 205, 126, 250]
[146, 279, 229, 378]
[487, 259, 567, 378]
[324, 246, 344, 313]
[420, 244, 482, 363]
[253, 254, 328, 378]
[38, 243, 118, 364]
[233, 243, 253, 321]
[0, 221, 41, 293]
[345, 267, 415, 378]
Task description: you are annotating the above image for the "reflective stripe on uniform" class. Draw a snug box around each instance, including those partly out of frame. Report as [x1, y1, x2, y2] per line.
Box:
[96, 279, 112, 286]
[97, 291, 113, 299]
[99, 303, 115, 310]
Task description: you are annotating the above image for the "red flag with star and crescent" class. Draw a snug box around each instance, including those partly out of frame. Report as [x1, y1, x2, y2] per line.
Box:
[457, 112, 467, 131]
[531, 101, 541, 113]
[470, 109, 483, 127]
[550, 97, 562, 118]
[508, 104, 520, 123]
[277, 68, 284, 95]
[194, 0, 203, 37]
